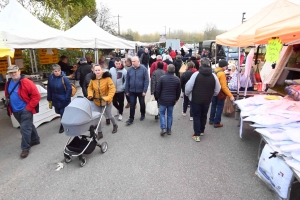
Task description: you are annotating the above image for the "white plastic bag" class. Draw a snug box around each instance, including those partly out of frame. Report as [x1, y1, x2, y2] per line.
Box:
[146, 96, 158, 116]
[256, 144, 293, 199]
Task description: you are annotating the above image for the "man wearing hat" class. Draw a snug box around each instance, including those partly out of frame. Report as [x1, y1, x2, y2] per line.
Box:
[4, 65, 41, 158]
[76, 57, 92, 96]
[209, 60, 234, 128]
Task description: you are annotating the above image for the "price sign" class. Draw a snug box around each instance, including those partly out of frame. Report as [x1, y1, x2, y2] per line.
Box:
[38, 49, 59, 64]
[265, 38, 283, 63]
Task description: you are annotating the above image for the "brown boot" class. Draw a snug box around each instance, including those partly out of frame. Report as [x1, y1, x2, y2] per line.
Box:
[112, 124, 118, 133]
[20, 150, 29, 158]
[125, 103, 130, 108]
[97, 132, 103, 140]
[214, 124, 223, 128]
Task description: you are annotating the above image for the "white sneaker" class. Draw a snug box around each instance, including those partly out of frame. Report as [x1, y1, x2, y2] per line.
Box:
[190, 117, 193, 121]
[182, 112, 186, 116]
[200, 133, 204, 136]
[118, 114, 122, 121]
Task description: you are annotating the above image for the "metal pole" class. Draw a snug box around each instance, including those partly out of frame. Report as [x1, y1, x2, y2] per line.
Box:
[32, 49, 38, 73]
[118, 14, 120, 35]
[29, 49, 34, 73]
[7, 56, 11, 67]
[169, 28, 170, 38]
[164, 26, 166, 38]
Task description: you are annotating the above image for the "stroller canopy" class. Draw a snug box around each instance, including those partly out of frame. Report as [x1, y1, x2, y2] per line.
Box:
[61, 97, 95, 126]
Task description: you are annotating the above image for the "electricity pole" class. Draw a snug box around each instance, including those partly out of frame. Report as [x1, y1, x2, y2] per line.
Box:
[117, 14, 120, 35]
[169, 28, 170, 38]
[163, 26, 166, 38]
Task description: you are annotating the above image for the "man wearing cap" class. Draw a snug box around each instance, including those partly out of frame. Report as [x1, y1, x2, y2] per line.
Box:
[209, 60, 234, 128]
[57, 55, 76, 76]
[76, 57, 92, 96]
[4, 65, 41, 158]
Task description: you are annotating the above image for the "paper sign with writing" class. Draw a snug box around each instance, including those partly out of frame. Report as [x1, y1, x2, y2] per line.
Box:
[265, 38, 282, 63]
[38, 49, 59, 64]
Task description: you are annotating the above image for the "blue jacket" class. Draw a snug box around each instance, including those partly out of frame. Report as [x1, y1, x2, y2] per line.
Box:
[125, 65, 149, 94]
[156, 73, 181, 106]
[47, 74, 72, 109]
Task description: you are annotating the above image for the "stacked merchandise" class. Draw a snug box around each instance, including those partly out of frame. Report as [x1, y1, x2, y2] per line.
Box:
[234, 95, 300, 199]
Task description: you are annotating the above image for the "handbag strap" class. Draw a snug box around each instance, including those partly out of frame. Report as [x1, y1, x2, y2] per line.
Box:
[7, 78, 21, 98]
[61, 76, 66, 91]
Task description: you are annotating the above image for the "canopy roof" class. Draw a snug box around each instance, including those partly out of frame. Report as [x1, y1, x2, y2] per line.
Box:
[0, 0, 65, 48]
[254, 15, 300, 44]
[216, 0, 300, 47]
[64, 16, 135, 49]
[0, 48, 14, 57]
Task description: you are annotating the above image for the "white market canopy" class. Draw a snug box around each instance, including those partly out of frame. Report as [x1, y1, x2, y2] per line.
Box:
[64, 16, 136, 49]
[0, 0, 65, 48]
[216, 0, 300, 47]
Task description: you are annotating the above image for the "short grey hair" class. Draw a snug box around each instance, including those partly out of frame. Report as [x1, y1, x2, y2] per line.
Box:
[157, 55, 162, 60]
[52, 64, 61, 70]
[176, 55, 182, 59]
[166, 55, 171, 60]
[167, 64, 175, 73]
[201, 58, 210, 66]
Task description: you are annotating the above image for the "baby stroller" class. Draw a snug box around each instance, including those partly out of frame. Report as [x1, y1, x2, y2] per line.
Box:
[61, 96, 108, 167]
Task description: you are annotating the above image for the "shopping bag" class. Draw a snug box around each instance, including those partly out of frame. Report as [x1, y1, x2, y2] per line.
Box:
[223, 96, 234, 115]
[146, 96, 158, 116]
[179, 63, 187, 77]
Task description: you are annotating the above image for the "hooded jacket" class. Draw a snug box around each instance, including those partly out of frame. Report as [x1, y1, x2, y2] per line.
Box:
[87, 71, 116, 106]
[185, 66, 221, 104]
[150, 59, 168, 77]
[214, 67, 233, 98]
[47, 73, 72, 109]
[151, 68, 166, 95]
[125, 65, 149, 94]
[173, 58, 183, 77]
[110, 67, 127, 93]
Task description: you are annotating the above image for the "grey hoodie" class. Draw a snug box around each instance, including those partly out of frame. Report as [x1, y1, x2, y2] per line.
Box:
[109, 67, 127, 93]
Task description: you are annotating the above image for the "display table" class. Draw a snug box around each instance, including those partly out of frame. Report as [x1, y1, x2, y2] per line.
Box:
[11, 81, 82, 128]
[257, 133, 300, 200]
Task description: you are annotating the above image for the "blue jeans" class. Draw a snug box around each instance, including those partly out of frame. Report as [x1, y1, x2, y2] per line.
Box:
[159, 105, 174, 131]
[129, 92, 145, 120]
[13, 108, 40, 151]
[182, 94, 193, 117]
[191, 102, 210, 136]
[55, 107, 65, 117]
[209, 96, 225, 124]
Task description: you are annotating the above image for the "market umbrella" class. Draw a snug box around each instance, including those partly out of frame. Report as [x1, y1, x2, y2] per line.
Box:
[216, 0, 300, 47]
[0, 48, 14, 58]
[254, 15, 300, 44]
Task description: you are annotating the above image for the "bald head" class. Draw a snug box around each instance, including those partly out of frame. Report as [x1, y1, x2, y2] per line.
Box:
[132, 56, 140, 68]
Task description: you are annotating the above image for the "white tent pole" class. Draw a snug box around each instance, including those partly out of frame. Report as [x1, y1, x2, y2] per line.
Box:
[29, 49, 34, 74]
[7, 56, 12, 67]
[32, 49, 38, 73]
[83, 50, 85, 58]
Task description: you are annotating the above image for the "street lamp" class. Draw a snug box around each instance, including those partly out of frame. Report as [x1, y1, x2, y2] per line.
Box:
[163, 26, 166, 37]
[242, 12, 246, 23]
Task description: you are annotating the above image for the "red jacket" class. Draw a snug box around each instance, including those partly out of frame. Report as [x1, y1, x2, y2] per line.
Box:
[170, 50, 176, 59]
[150, 59, 168, 77]
[5, 77, 41, 115]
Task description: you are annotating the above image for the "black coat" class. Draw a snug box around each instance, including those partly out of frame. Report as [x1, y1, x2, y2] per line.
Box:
[163, 59, 173, 65]
[173, 59, 183, 77]
[58, 61, 73, 76]
[76, 63, 92, 87]
[156, 73, 181, 106]
[180, 70, 194, 93]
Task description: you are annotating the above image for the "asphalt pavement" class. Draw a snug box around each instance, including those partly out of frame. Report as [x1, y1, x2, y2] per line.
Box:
[0, 92, 285, 200]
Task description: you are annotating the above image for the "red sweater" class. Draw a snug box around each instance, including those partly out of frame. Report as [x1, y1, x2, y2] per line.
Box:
[150, 59, 168, 77]
[5, 77, 41, 115]
[170, 51, 176, 59]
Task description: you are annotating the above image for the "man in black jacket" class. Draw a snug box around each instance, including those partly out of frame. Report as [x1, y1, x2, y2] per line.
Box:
[156, 64, 181, 136]
[140, 48, 150, 69]
[180, 62, 196, 120]
[57, 55, 76, 76]
[173, 55, 183, 77]
[76, 58, 92, 93]
[185, 58, 221, 142]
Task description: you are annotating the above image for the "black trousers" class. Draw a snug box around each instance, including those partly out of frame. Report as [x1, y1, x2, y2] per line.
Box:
[113, 92, 125, 115]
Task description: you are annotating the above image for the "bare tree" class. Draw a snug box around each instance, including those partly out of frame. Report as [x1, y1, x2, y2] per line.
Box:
[203, 23, 225, 40]
[96, 2, 117, 35]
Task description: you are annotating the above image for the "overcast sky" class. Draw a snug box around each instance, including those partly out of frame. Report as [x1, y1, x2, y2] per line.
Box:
[96, 0, 299, 35]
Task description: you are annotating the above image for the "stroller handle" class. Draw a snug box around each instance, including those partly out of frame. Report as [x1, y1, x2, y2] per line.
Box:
[94, 106, 107, 133]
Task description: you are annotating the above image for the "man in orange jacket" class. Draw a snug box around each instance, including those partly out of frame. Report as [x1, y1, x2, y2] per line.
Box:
[209, 60, 234, 128]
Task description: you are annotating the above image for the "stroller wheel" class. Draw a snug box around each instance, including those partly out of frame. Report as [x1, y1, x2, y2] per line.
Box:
[80, 157, 87, 167]
[65, 157, 72, 163]
[100, 142, 108, 153]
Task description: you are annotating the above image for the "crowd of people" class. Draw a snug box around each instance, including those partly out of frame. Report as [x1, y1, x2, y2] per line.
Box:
[4, 47, 235, 158]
